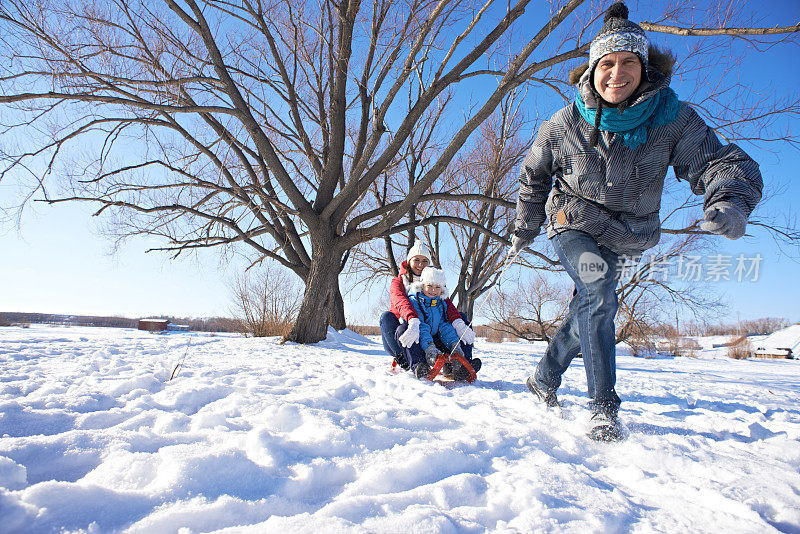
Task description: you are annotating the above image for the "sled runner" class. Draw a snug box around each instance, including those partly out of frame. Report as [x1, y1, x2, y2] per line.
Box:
[391, 351, 477, 383]
[426, 351, 477, 382]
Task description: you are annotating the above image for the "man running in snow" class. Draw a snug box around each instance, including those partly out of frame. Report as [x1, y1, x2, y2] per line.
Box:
[511, 2, 762, 441]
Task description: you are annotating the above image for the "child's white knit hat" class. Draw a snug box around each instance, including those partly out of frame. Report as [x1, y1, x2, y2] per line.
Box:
[420, 267, 447, 290]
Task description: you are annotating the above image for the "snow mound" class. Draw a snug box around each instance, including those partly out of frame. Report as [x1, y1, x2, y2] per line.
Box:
[1, 324, 799, 532]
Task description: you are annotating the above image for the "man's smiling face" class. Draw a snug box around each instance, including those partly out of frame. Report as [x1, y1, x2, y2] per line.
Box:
[593, 51, 642, 105]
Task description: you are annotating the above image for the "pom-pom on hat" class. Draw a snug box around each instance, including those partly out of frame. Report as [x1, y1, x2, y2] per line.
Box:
[420, 267, 447, 293]
[588, 2, 649, 79]
[406, 241, 431, 263]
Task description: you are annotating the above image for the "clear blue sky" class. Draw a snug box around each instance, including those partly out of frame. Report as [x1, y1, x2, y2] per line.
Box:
[1, 1, 798, 324]
[1, 200, 241, 318]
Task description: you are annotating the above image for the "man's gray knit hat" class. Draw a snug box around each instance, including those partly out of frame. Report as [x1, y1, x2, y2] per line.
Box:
[588, 2, 649, 77]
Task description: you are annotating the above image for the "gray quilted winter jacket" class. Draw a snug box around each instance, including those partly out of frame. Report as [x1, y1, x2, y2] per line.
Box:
[515, 54, 762, 256]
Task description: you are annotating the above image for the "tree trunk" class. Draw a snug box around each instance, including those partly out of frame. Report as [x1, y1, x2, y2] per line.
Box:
[329, 283, 346, 330]
[464, 297, 475, 323]
[285, 241, 344, 343]
[452, 287, 476, 323]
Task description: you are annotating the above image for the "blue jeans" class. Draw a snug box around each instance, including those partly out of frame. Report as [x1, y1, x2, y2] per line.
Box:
[379, 311, 402, 359]
[533, 230, 622, 415]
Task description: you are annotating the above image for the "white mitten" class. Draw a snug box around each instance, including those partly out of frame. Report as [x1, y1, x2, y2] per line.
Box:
[452, 318, 475, 345]
[398, 318, 420, 348]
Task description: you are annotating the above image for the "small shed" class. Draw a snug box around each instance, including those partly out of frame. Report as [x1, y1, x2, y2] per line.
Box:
[752, 324, 800, 359]
[138, 319, 170, 332]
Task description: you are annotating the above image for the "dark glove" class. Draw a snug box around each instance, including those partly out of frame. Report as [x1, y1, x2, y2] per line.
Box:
[449, 342, 464, 358]
[511, 228, 540, 254]
[700, 202, 747, 240]
[424, 344, 441, 366]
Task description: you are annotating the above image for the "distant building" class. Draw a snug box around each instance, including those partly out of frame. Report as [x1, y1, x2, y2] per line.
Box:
[138, 319, 170, 332]
[751, 324, 800, 359]
[137, 319, 190, 332]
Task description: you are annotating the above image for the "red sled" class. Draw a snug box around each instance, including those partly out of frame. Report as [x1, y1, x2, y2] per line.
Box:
[391, 352, 477, 383]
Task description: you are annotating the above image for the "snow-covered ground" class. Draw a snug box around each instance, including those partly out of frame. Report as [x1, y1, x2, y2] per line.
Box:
[1, 325, 799, 533]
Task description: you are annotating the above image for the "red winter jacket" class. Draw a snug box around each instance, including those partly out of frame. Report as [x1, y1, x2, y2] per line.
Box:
[389, 260, 461, 323]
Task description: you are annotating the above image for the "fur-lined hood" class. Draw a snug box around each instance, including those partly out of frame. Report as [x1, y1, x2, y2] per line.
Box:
[408, 281, 424, 295]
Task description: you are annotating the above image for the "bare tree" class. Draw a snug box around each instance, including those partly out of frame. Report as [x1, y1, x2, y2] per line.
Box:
[485, 270, 572, 342]
[1, 0, 797, 344]
[1, 0, 596, 343]
[230, 266, 300, 337]
[432, 94, 530, 319]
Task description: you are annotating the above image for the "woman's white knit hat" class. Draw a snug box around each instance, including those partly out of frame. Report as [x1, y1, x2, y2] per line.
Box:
[406, 241, 431, 263]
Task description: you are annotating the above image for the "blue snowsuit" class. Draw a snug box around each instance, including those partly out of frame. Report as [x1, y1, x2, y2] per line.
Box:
[410, 292, 460, 353]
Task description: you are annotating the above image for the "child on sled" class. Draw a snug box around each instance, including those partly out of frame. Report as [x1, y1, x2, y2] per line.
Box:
[395, 266, 482, 380]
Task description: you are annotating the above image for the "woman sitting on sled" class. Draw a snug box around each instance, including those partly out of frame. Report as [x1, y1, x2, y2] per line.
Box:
[378, 242, 480, 379]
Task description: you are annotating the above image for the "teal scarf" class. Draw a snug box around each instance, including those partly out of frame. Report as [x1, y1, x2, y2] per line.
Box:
[575, 87, 679, 149]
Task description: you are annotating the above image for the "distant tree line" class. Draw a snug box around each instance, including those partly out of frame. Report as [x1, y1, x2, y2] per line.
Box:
[349, 319, 797, 344]
[1, 311, 793, 340]
[0, 313, 240, 333]
[681, 317, 794, 337]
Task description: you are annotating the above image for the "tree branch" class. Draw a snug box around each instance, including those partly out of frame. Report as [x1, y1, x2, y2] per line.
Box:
[640, 22, 800, 37]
